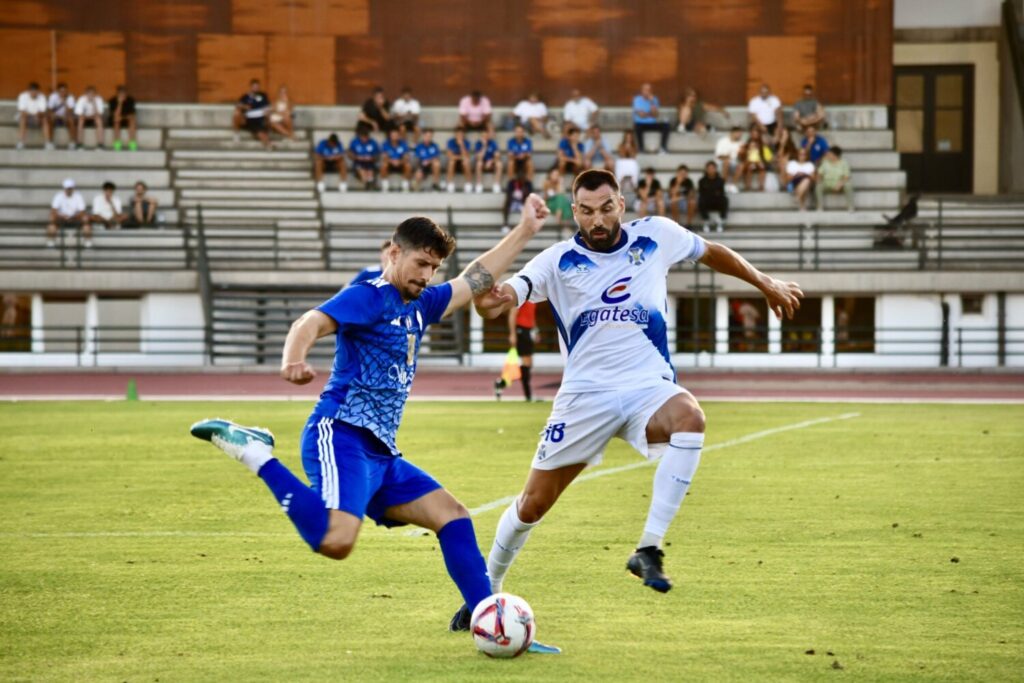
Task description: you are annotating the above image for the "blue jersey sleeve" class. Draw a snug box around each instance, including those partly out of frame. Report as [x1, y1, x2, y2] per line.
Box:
[316, 283, 385, 329]
[417, 282, 454, 326]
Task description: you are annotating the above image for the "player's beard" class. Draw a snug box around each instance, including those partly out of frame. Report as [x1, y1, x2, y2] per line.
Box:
[580, 219, 622, 252]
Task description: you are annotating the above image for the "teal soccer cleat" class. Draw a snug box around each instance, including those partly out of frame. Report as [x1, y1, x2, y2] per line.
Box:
[527, 640, 562, 655]
[190, 418, 275, 466]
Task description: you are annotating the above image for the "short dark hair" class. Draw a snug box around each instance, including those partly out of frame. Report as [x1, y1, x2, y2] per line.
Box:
[644, 166, 656, 174]
[830, 145, 843, 157]
[731, 126, 742, 133]
[57, 82, 67, 88]
[373, 86, 384, 94]
[567, 127, 579, 135]
[677, 164, 689, 171]
[401, 85, 411, 93]
[135, 180, 147, 190]
[803, 83, 814, 90]
[571, 168, 619, 198]
[380, 239, 392, 250]
[102, 181, 116, 191]
[705, 160, 717, 170]
[328, 133, 339, 144]
[391, 217, 456, 259]
[423, 128, 434, 135]
[250, 78, 260, 85]
[28, 81, 39, 90]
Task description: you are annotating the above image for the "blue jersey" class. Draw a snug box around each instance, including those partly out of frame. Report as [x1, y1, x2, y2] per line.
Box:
[316, 139, 344, 157]
[447, 137, 469, 156]
[558, 138, 583, 157]
[350, 137, 380, 159]
[313, 279, 453, 454]
[508, 137, 533, 156]
[475, 139, 498, 161]
[415, 142, 440, 162]
[382, 139, 409, 161]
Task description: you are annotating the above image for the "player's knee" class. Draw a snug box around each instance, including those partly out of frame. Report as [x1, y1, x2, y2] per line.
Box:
[318, 537, 355, 560]
[674, 400, 706, 434]
[516, 495, 549, 524]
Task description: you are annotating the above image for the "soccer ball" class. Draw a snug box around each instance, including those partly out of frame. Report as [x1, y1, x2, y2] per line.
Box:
[470, 593, 535, 658]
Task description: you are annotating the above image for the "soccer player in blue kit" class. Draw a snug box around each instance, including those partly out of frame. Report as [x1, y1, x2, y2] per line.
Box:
[190, 194, 560, 651]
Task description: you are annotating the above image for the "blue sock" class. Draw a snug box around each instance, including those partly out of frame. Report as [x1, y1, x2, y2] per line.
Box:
[437, 517, 492, 612]
[257, 459, 329, 552]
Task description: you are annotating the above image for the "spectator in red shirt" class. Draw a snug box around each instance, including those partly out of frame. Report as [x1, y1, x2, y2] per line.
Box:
[494, 301, 538, 402]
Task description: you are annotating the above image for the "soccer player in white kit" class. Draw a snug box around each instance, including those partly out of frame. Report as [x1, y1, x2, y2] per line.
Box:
[475, 168, 804, 595]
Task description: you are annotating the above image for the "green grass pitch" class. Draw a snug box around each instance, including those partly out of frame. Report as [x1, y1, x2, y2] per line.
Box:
[1, 400, 1022, 681]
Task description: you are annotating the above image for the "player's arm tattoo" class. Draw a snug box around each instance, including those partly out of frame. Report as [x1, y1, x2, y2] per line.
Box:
[462, 262, 495, 296]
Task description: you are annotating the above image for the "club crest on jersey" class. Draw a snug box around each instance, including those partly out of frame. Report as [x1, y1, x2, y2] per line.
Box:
[627, 246, 646, 265]
[601, 277, 632, 304]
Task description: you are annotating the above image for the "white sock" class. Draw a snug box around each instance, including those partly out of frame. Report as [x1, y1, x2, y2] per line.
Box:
[639, 432, 704, 548]
[487, 499, 539, 593]
[241, 440, 274, 474]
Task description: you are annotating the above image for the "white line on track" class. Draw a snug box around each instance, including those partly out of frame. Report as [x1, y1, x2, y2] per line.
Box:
[5, 413, 859, 541]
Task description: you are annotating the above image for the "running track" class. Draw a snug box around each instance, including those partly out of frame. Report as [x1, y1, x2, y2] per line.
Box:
[1, 370, 1022, 402]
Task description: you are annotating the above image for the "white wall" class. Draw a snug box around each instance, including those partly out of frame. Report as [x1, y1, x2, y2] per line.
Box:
[894, 0, 1002, 28]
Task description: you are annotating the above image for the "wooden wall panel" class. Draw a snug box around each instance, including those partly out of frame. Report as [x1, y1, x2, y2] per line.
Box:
[335, 37, 384, 104]
[232, 0, 368, 36]
[0, 29, 53, 97]
[6, 0, 69, 27]
[677, 36, 748, 109]
[782, 0, 845, 35]
[197, 34, 266, 103]
[56, 32, 126, 95]
[746, 36, 816, 103]
[478, 39, 543, 103]
[127, 1, 230, 33]
[127, 34, 197, 102]
[674, 0, 768, 34]
[267, 36, 335, 105]
[610, 38, 678, 98]
[541, 38, 609, 87]
[526, 0, 631, 34]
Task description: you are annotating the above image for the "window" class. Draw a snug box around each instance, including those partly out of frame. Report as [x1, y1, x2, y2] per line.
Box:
[728, 298, 768, 353]
[834, 297, 875, 353]
[960, 294, 984, 315]
[782, 297, 821, 353]
[675, 296, 715, 353]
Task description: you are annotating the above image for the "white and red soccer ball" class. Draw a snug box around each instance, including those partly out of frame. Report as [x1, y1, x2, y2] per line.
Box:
[470, 593, 535, 658]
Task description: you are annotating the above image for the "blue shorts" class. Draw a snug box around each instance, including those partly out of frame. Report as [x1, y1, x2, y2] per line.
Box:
[300, 416, 441, 527]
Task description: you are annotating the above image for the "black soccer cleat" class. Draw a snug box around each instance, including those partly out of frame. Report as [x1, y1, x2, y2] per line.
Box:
[493, 378, 505, 401]
[449, 604, 471, 632]
[626, 546, 673, 593]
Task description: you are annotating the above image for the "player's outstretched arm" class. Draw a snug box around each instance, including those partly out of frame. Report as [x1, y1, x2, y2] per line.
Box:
[280, 310, 338, 385]
[443, 193, 549, 317]
[699, 240, 804, 319]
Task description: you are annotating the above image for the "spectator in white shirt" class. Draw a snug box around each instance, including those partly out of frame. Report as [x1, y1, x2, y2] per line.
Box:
[74, 86, 106, 149]
[47, 82, 78, 150]
[747, 84, 782, 139]
[17, 82, 52, 150]
[513, 92, 550, 139]
[714, 126, 744, 192]
[46, 178, 92, 248]
[90, 181, 127, 229]
[783, 147, 816, 211]
[391, 86, 421, 137]
[562, 88, 599, 134]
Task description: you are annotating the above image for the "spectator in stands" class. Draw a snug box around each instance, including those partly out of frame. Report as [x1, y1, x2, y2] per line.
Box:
[46, 178, 91, 247]
[636, 167, 664, 217]
[697, 161, 728, 231]
[632, 82, 671, 154]
[17, 82, 52, 150]
[774, 126, 799, 177]
[458, 89, 493, 134]
[314, 133, 347, 193]
[563, 88, 599, 133]
[800, 125, 830, 164]
[543, 169, 573, 230]
[269, 85, 295, 140]
[413, 129, 442, 191]
[391, 86, 421, 137]
[348, 124, 381, 190]
[125, 181, 158, 227]
[380, 128, 411, 192]
[668, 164, 696, 226]
[445, 126, 473, 193]
[502, 171, 534, 231]
[815, 146, 855, 212]
[793, 84, 826, 131]
[47, 83, 77, 150]
[74, 86, 106, 149]
[513, 92, 550, 139]
[739, 127, 773, 192]
[747, 83, 782, 139]
[107, 85, 137, 151]
[358, 86, 393, 133]
[556, 127, 585, 182]
[783, 147, 816, 211]
[714, 126, 744, 193]
[615, 129, 640, 194]
[90, 181, 127, 229]
[505, 124, 534, 185]
[582, 125, 614, 171]
[232, 79, 270, 148]
[676, 87, 729, 136]
[473, 128, 502, 193]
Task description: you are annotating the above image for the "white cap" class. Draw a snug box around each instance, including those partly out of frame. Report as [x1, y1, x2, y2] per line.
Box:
[62, 178, 75, 189]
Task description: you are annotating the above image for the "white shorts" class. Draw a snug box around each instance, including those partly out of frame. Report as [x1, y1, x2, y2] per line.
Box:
[532, 381, 685, 470]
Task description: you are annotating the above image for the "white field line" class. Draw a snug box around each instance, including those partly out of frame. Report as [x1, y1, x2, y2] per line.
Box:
[4, 413, 859, 541]
[5, 395, 1023, 404]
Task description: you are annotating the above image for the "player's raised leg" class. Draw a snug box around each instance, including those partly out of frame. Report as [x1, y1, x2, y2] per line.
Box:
[628, 391, 706, 593]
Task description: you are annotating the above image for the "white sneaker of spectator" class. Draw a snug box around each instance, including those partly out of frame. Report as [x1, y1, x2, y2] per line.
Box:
[338, 182, 348, 192]
[447, 183, 455, 193]
[474, 184, 483, 193]
[463, 183, 472, 193]
[401, 179, 410, 192]
[84, 239, 93, 248]
[44, 142, 54, 150]
[16, 142, 24, 150]
[726, 183, 739, 194]
[492, 183, 501, 193]
[382, 179, 390, 192]
[316, 181, 326, 193]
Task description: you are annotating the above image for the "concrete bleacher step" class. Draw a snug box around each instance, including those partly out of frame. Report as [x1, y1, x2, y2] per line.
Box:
[0, 149, 166, 167]
[174, 178, 314, 190]
[0, 127, 164, 149]
[170, 158, 309, 171]
[171, 149, 309, 161]
[175, 169, 311, 180]
[2, 206, 181, 224]
[184, 207, 318, 220]
[166, 139, 312, 151]
[167, 128, 309, 140]
[182, 198, 318, 210]
[0, 187, 175, 207]
[0, 168, 171, 188]
[179, 188, 315, 200]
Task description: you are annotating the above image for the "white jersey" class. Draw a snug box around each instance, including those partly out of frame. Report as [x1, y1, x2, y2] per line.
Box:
[507, 215, 705, 393]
